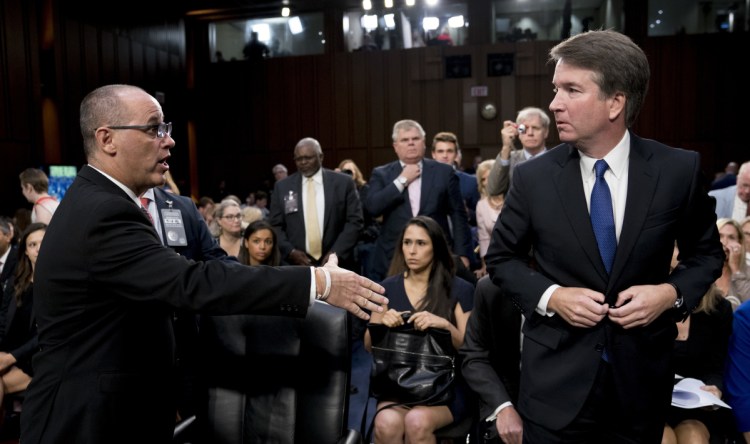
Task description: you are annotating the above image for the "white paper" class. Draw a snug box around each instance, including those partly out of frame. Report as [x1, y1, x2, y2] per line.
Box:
[671, 377, 731, 409]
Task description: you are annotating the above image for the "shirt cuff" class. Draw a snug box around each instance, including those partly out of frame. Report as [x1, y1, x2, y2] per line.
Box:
[308, 267, 317, 306]
[393, 178, 405, 193]
[499, 158, 510, 166]
[535, 284, 559, 316]
[486, 401, 513, 422]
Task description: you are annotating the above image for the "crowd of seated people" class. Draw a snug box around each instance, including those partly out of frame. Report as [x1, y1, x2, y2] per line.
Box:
[4, 143, 750, 444]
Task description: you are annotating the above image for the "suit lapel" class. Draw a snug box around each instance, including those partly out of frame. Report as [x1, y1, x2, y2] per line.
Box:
[322, 170, 333, 241]
[554, 146, 610, 283]
[608, 138, 658, 289]
[418, 160, 434, 214]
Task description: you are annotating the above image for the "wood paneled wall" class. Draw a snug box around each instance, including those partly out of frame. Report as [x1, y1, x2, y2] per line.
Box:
[1, 0, 748, 215]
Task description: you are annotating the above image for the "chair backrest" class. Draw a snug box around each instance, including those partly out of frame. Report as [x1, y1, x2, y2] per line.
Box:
[201, 301, 352, 444]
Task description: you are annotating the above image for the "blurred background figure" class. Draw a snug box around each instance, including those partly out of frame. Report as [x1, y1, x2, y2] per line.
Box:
[711, 161, 739, 190]
[474, 159, 503, 279]
[19, 168, 59, 225]
[197, 196, 215, 226]
[715, 218, 750, 310]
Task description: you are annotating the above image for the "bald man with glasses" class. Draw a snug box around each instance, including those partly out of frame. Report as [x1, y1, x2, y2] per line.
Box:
[21, 84, 386, 444]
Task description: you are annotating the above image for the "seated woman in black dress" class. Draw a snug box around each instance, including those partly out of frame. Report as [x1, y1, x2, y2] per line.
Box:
[0, 222, 46, 408]
[364, 215, 474, 443]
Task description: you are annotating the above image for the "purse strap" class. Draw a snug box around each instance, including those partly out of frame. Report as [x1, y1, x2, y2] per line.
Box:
[361, 371, 455, 443]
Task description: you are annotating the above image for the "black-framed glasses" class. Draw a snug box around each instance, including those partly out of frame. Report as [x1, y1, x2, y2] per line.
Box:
[107, 122, 172, 139]
[221, 214, 242, 221]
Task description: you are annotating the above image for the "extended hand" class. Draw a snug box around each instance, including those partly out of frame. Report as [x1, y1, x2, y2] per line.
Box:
[322, 253, 387, 320]
[547, 287, 608, 327]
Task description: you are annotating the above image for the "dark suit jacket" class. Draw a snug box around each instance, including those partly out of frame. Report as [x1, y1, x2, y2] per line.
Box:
[21, 165, 312, 444]
[459, 276, 522, 421]
[485, 133, 724, 432]
[0, 245, 18, 290]
[364, 158, 472, 281]
[456, 169, 480, 226]
[269, 169, 363, 267]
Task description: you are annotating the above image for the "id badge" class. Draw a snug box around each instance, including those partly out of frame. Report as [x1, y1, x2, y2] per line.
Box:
[284, 190, 299, 214]
[160, 208, 188, 247]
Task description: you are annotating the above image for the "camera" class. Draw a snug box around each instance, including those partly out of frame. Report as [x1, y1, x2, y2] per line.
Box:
[341, 169, 353, 176]
[517, 123, 527, 134]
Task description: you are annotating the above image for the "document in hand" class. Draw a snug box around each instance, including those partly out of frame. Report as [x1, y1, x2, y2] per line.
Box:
[671, 377, 731, 409]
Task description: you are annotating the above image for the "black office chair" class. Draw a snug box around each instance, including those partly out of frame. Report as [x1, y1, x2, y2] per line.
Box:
[199, 301, 361, 444]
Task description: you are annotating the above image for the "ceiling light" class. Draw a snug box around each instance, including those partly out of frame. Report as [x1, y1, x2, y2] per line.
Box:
[385, 0, 393, 7]
[363, 0, 372, 11]
[384, 13, 396, 29]
[422, 17, 439, 31]
[281, 7, 290, 17]
[361, 14, 378, 31]
[405, 0, 415, 6]
[448, 15, 464, 28]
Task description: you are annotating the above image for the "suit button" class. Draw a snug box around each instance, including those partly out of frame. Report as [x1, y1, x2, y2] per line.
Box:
[595, 344, 604, 352]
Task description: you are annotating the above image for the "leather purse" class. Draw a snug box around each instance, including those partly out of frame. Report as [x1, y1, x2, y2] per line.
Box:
[367, 320, 456, 406]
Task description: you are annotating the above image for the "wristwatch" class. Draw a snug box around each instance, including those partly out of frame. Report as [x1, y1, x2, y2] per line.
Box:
[397, 176, 408, 186]
[669, 283, 683, 309]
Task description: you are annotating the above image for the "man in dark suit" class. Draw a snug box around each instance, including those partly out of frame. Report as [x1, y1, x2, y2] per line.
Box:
[430, 131, 480, 227]
[459, 276, 523, 444]
[269, 137, 363, 270]
[141, 185, 233, 423]
[364, 119, 473, 282]
[0, 217, 18, 291]
[20, 84, 386, 444]
[485, 31, 723, 442]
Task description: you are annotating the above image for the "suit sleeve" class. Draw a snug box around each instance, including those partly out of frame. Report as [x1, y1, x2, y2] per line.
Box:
[447, 170, 474, 259]
[329, 176, 364, 260]
[269, 181, 295, 259]
[363, 166, 404, 218]
[486, 154, 510, 197]
[460, 280, 514, 420]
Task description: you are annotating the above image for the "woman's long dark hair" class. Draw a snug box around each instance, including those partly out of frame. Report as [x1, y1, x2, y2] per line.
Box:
[387, 216, 456, 322]
[13, 222, 47, 306]
[237, 220, 281, 266]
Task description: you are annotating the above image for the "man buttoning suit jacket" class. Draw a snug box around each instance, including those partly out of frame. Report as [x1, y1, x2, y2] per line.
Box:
[365, 120, 473, 282]
[269, 137, 363, 270]
[459, 276, 523, 444]
[21, 84, 386, 444]
[485, 31, 723, 442]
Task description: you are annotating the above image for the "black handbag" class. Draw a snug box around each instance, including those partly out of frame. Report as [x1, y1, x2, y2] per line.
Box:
[367, 320, 456, 405]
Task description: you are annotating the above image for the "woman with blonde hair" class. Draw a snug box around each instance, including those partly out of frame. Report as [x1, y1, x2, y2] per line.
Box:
[715, 218, 750, 309]
[474, 159, 504, 278]
[337, 159, 366, 188]
[209, 200, 243, 257]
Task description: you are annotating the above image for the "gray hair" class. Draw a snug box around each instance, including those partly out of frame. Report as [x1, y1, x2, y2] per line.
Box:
[391, 119, 426, 143]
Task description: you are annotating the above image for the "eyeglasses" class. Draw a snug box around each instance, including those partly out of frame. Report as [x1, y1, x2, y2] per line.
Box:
[221, 214, 242, 221]
[106, 122, 172, 139]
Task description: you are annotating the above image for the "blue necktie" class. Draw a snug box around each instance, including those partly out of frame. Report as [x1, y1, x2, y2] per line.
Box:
[591, 160, 617, 274]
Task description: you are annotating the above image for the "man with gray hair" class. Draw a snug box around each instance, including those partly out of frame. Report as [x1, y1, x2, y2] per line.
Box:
[364, 119, 473, 281]
[486, 106, 551, 197]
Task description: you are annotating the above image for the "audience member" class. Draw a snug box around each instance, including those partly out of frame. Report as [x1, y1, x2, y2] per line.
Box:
[725, 300, 750, 442]
[0, 223, 46, 411]
[337, 158, 380, 276]
[19, 168, 59, 225]
[272, 163, 288, 182]
[364, 119, 473, 281]
[196, 196, 215, 226]
[742, 216, 750, 266]
[365, 216, 474, 442]
[210, 199, 243, 257]
[709, 160, 750, 220]
[12, 209, 31, 242]
[711, 161, 739, 190]
[243, 192, 256, 208]
[663, 246, 734, 443]
[0, 218, 17, 290]
[715, 218, 750, 309]
[486, 107, 551, 197]
[238, 220, 281, 266]
[460, 276, 523, 444]
[20, 84, 386, 443]
[241, 206, 263, 231]
[431, 131, 481, 230]
[473, 159, 503, 279]
[253, 190, 270, 219]
[243, 31, 270, 61]
[269, 137, 363, 270]
[485, 30, 723, 442]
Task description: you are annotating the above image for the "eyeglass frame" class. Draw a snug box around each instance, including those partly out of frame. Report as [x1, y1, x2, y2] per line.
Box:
[105, 122, 173, 139]
[220, 214, 242, 221]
